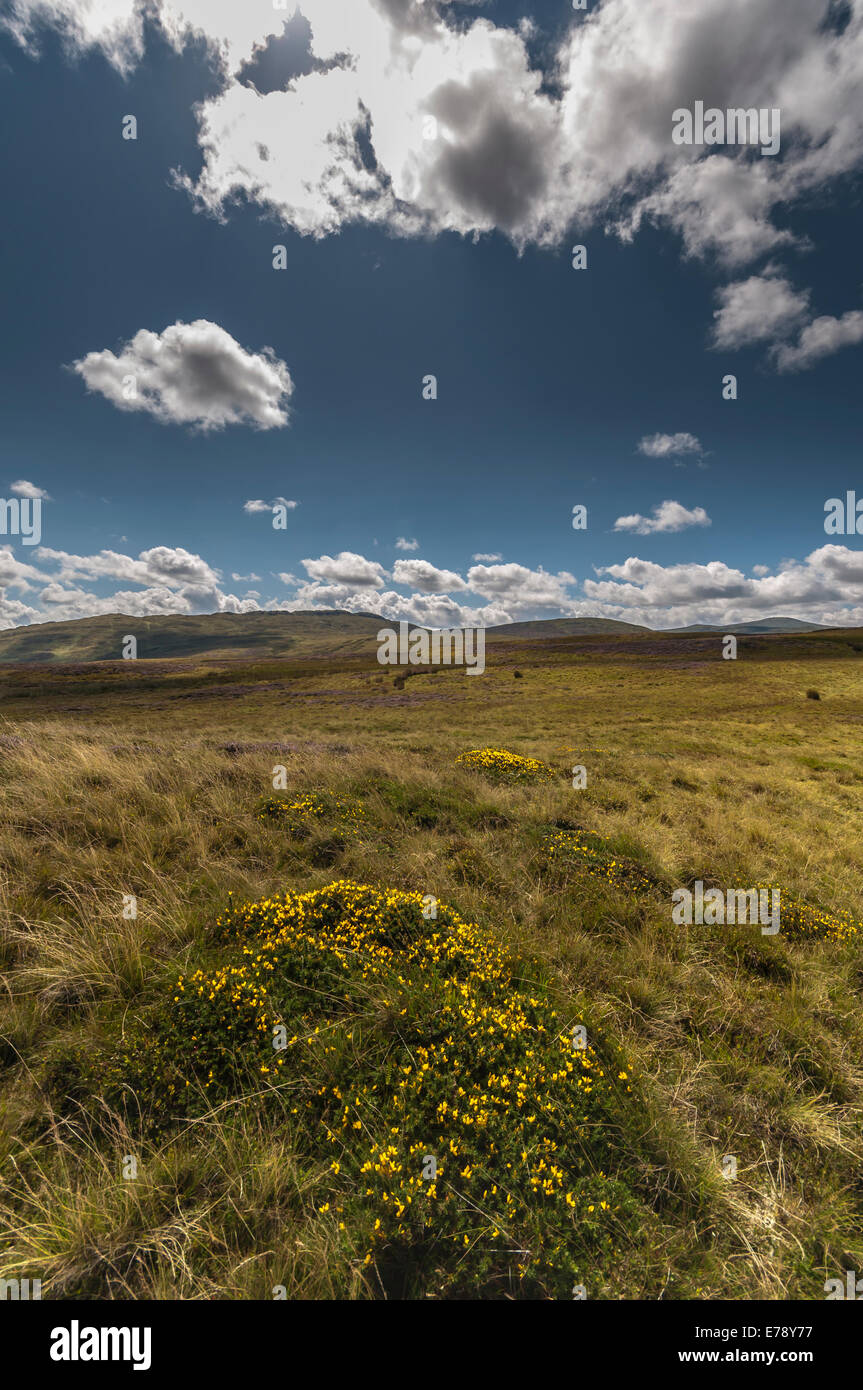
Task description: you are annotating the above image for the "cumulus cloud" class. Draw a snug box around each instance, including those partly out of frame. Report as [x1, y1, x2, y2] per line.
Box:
[37, 582, 193, 619]
[0, 545, 47, 592]
[711, 272, 810, 350]
[266, 551, 579, 624]
[0, 540, 263, 626]
[0, 594, 41, 629]
[615, 156, 802, 269]
[10, 479, 51, 500]
[465, 562, 579, 615]
[9, 0, 863, 369]
[271, 580, 507, 630]
[301, 551, 388, 587]
[176, 4, 565, 245]
[613, 501, 711, 535]
[35, 544, 222, 590]
[7, 536, 863, 631]
[273, 545, 863, 629]
[773, 309, 863, 372]
[244, 496, 299, 513]
[71, 320, 294, 431]
[2, 537, 519, 632]
[9, 2, 862, 263]
[277, 552, 575, 625]
[1, 0, 144, 73]
[395, 537, 419, 551]
[637, 432, 704, 461]
[581, 546, 863, 628]
[48, 581, 259, 620]
[163, 0, 863, 268]
[1, 0, 305, 74]
[587, 556, 752, 611]
[391, 558, 467, 593]
[569, 0, 863, 275]
[711, 271, 863, 369]
[472, 552, 502, 563]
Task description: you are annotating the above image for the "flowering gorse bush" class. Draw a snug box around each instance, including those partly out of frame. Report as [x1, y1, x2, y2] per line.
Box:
[258, 791, 366, 838]
[756, 892, 860, 944]
[116, 880, 640, 1297]
[456, 747, 557, 784]
[544, 833, 857, 943]
[544, 829, 658, 896]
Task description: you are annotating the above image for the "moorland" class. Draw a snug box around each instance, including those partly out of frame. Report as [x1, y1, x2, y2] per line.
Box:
[1, 613, 862, 1299]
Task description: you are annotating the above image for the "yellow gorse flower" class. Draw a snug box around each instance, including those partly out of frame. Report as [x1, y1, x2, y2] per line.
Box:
[456, 748, 557, 783]
[142, 878, 634, 1293]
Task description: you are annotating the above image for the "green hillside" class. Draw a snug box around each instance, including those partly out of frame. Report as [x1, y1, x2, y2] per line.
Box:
[0, 611, 386, 665]
[0, 610, 836, 666]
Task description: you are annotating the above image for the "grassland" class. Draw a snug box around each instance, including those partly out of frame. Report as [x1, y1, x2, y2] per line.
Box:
[1, 627, 863, 1299]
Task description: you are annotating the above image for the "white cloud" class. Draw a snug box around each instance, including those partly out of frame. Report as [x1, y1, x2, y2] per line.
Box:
[465, 562, 579, 615]
[1, 0, 144, 73]
[166, 0, 863, 268]
[1, 536, 261, 623]
[301, 551, 388, 587]
[615, 156, 802, 269]
[0, 546, 47, 592]
[637, 432, 704, 460]
[8, 0, 863, 287]
[395, 537, 420, 551]
[279, 551, 579, 624]
[613, 501, 711, 535]
[244, 497, 299, 513]
[773, 309, 863, 372]
[9, 480, 51, 500]
[37, 582, 193, 619]
[566, 0, 863, 271]
[8, 537, 863, 632]
[0, 594, 41, 629]
[10, 0, 863, 375]
[472, 551, 502, 562]
[391, 558, 467, 593]
[175, 3, 565, 246]
[711, 272, 810, 350]
[711, 271, 863, 371]
[272, 544, 863, 629]
[231, 571, 261, 582]
[271, 580, 507, 630]
[35, 544, 222, 590]
[581, 545, 863, 628]
[586, 556, 753, 612]
[14, 543, 261, 619]
[1, 0, 299, 74]
[72, 320, 294, 431]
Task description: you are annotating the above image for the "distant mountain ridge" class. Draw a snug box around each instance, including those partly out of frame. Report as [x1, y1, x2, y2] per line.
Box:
[0, 610, 835, 664]
[666, 618, 826, 635]
[489, 616, 828, 639]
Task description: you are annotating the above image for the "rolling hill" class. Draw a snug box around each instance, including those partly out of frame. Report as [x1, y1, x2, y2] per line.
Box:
[0, 609, 836, 665]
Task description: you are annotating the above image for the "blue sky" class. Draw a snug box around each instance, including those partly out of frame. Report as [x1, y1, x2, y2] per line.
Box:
[2, 0, 863, 630]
